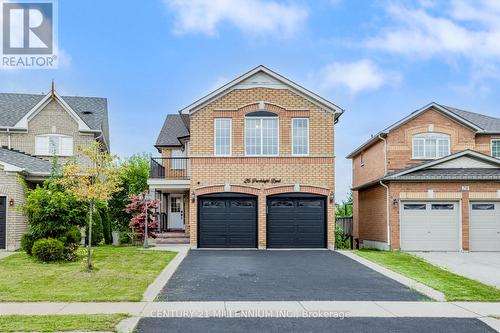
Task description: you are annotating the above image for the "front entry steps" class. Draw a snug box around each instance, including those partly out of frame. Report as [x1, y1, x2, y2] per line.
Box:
[154, 232, 189, 244]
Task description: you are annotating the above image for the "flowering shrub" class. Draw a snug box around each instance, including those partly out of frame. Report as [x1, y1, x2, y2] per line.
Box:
[124, 194, 159, 240]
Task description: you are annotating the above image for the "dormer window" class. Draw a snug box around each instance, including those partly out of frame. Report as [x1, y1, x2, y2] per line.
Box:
[412, 133, 450, 159]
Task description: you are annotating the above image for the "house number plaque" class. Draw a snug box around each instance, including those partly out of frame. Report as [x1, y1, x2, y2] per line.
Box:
[244, 178, 281, 184]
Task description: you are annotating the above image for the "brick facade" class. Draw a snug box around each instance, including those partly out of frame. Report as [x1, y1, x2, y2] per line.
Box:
[159, 87, 337, 248]
[351, 106, 500, 250]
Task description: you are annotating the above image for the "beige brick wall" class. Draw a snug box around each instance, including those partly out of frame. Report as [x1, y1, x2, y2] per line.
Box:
[187, 88, 336, 248]
[0, 169, 28, 250]
[0, 100, 96, 164]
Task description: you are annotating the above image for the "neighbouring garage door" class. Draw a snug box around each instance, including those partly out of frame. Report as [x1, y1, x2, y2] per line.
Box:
[198, 194, 257, 248]
[267, 194, 326, 248]
[401, 201, 460, 251]
[0, 197, 5, 249]
[470, 202, 500, 251]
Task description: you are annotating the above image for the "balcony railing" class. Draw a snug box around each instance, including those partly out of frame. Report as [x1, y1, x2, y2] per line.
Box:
[150, 157, 190, 179]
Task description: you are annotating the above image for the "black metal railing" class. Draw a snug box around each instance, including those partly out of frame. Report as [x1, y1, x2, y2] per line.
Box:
[150, 157, 190, 179]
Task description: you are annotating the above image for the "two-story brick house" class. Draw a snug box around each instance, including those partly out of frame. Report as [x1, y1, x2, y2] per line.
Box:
[149, 66, 343, 249]
[0, 88, 110, 250]
[348, 103, 500, 252]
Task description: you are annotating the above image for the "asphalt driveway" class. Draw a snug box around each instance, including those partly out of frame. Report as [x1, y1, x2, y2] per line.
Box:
[413, 252, 500, 288]
[135, 318, 495, 333]
[157, 250, 427, 301]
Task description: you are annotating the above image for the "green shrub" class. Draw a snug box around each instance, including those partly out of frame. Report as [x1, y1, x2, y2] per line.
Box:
[100, 207, 112, 245]
[32, 238, 65, 262]
[86, 208, 103, 246]
[335, 225, 350, 250]
[21, 233, 36, 255]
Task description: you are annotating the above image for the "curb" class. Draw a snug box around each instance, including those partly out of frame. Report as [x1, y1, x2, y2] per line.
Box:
[141, 245, 190, 302]
[337, 250, 446, 302]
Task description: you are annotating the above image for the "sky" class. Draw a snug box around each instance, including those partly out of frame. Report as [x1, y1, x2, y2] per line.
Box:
[1, 0, 500, 201]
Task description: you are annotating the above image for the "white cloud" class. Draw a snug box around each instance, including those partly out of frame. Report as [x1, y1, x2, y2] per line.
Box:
[319, 59, 398, 96]
[163, 0, 308, 38]
[366, 1, 500, 60]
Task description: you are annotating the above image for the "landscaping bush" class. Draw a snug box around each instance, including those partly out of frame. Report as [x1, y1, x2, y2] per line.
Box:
[100, 206, 112, 245]
[21, 233, 36, 255]
[86, 208, 103, 246]
[58, 227, 81, 261]
[32, 238, 65, 262]
[335, 225, 350, 250]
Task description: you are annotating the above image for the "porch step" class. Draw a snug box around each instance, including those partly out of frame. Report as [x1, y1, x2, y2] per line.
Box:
[154, 232, 190, 244]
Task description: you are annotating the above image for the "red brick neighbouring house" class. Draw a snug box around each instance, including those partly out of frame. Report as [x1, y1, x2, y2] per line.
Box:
[348, 103, 500, 252]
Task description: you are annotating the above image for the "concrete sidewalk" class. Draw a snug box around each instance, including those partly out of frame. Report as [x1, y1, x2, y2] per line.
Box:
[1, 301, 499, 318]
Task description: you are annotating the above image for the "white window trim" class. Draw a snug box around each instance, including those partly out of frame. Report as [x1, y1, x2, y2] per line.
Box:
[214, 118, 232, 157]
[35, 134, 74, 157]
[244, 116, 280, 157]
[291, 118, 309, 156]
[412, 132, 450, 160]
[491, 139, 500, 159]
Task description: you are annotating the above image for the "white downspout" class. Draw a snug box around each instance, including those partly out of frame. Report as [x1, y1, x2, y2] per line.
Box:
[7, 128, 11, 149]
[378, 134, 390, 247]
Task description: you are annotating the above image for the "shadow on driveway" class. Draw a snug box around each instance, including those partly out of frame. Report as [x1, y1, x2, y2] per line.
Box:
[156, 250, 427, 301]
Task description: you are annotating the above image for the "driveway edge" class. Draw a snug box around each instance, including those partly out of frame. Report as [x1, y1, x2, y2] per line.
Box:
[337, 250, 446, 302]
[142, 245, 190, 302]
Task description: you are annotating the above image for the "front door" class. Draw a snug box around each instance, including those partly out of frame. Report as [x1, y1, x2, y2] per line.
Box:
[169, 194, 184, 230]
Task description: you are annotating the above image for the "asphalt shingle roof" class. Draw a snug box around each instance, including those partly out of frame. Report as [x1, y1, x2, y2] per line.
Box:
[384, 168, 500, 181]
[155, 114, 190, 147]
[0, 147, 52, 175]
[440, 104, 500, 133]
[0, 93, 109, 146]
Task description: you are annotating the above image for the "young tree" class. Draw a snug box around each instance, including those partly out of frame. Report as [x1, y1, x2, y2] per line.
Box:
[59, 142, 121, 270]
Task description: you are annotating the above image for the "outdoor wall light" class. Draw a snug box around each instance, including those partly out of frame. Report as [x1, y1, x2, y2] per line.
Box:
[191, 193, 196, 203]
[9, 198, 14, 206]
[392, 197, 399, 208]
[329, 193, 335, 204]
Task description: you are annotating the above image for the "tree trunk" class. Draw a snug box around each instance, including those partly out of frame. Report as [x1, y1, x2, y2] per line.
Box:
[87, 201, 94, 270]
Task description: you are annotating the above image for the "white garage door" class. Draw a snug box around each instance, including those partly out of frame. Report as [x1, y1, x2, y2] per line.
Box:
[401, 202, 460, 251]
[470, 202, 500, 252]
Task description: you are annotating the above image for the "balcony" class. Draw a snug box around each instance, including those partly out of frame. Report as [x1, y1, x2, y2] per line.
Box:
[150, 157, 190, 179]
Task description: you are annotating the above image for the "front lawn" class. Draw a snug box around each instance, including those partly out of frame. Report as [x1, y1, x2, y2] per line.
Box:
[0, 246, 176, 301]
[0, 314, 127, 332]
[355, 249, 500, 301]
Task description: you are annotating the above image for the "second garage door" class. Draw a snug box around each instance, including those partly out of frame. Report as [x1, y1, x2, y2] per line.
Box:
[400, 201, 460, 251]
[470, 202, 500, 251]
[267, 195, 326, 248]
[198, 194, 257, 248]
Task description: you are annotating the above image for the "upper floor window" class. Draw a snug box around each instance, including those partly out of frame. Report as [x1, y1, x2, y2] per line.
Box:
[170, 149, 186, 170]
[245, 113, 279, 156]
[214, 118, 231, 156]
[492, 140, 500, 158]
[292, 118, 309, 156]
[35, 134, 73, 156]
[412, 133, 450, 159]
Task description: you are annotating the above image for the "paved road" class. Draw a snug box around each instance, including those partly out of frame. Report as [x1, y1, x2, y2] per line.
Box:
[157, 250, 427, 301]
[135, 317, 495, 333]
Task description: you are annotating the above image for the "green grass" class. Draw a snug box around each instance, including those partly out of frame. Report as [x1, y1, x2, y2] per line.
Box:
[0, 314, 127, 332]
[355, 249, 500, 301]
[0, 246, 176, 302]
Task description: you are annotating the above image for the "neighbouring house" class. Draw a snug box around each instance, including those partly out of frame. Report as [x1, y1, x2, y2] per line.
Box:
[148, 65, 343, 249]
[0, 87, 110, 250]
[347, 102, 500, 252]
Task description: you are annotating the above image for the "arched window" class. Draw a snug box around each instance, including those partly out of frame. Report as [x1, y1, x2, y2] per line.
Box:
[244, 111, 279, 156]
[412, 133, 450, 159]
